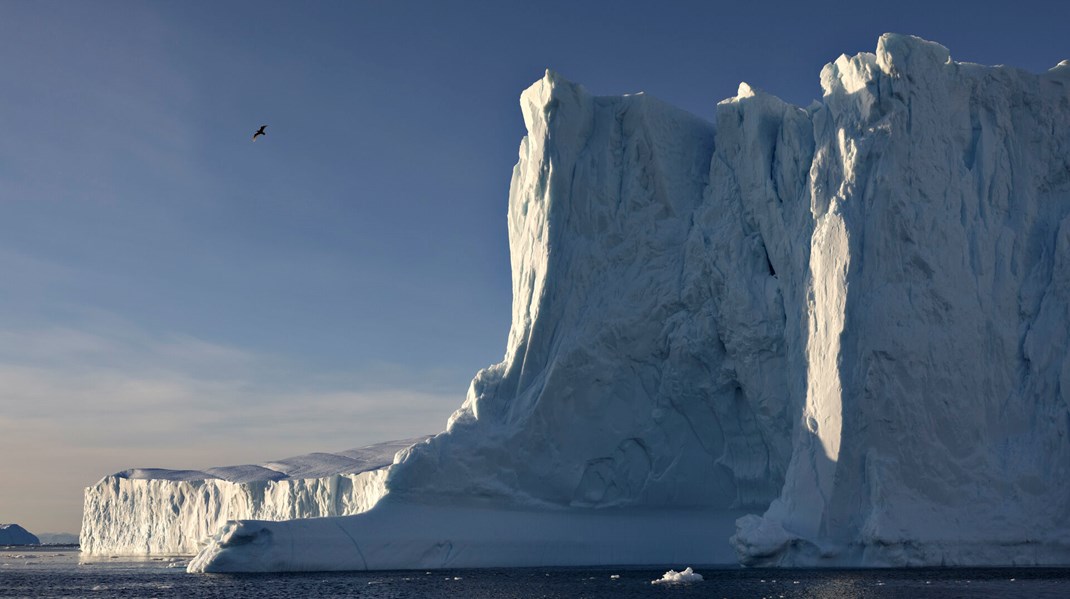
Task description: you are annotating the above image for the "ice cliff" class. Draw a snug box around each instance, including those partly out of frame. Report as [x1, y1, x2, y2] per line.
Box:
[84, 34, 1070, 570]
[80, 438, 426, 555]
[732, 34, 1070, 567]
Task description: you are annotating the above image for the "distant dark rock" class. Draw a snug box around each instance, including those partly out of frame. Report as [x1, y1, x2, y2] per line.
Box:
[0, 523, 40, 545]
[36, 532, 79, 545]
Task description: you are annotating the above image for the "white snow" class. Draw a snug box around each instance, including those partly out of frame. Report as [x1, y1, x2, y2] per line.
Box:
[651, 567, 704, 584]
[80, 437, 427, 555]
[84, 34, 1070, 572]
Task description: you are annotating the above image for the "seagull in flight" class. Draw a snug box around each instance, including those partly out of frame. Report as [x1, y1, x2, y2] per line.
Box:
[252, 125, 267, 141]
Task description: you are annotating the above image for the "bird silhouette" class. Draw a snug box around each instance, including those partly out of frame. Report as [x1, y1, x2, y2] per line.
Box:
[252, 125, 267, 141]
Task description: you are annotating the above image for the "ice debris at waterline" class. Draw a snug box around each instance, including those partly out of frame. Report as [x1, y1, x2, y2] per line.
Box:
[651, 567, 704, 585]
[80, 34, 1070, 571]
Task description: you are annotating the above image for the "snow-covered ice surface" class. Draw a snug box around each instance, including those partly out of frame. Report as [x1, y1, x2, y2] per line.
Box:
[86, 34, 1070, 571]
[651, 567, 704, 584]
[80, 437, 427, 556]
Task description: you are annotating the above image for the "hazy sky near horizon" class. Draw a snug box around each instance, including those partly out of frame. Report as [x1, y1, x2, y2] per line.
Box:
[1, 0, 1067, 534]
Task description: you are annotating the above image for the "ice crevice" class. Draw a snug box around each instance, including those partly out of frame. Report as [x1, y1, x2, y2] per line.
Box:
[81, 35, 1070, 571]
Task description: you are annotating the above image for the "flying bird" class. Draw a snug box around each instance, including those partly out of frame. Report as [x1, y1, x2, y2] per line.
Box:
[252, 125, 267, 141]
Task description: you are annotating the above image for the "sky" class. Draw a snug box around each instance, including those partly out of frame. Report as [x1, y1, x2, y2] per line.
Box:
[1, 0, 1066, 535]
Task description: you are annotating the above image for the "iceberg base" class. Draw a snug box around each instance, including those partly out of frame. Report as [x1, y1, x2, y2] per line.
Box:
[187, 500, 747, 573]
[732, 515, 1070, 567]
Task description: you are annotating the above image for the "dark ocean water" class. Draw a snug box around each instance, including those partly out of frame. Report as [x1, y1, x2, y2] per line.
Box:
[2, 547, 1069, 598]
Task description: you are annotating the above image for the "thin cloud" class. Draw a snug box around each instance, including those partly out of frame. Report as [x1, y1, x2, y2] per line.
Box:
[0, 321, 464, 534]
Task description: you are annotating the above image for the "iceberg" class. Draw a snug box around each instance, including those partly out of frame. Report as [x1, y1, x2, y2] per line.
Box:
[80, 437, 427, 555]
[84, 34, 1070, 571]
[651, 567, 704, 584]
[731, 34, 1070, 567]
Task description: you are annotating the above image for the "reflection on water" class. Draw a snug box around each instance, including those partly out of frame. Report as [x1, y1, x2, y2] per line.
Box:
[1, 547, 1068, 599]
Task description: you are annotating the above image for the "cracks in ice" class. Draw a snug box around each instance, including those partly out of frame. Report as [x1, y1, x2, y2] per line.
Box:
[333, 520, 369, 571]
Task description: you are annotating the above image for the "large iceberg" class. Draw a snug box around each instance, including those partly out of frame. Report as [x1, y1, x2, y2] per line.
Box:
[731, 34, 1070, 567]
[80, 438, 426, 555]
[85, 34, 1070, 571]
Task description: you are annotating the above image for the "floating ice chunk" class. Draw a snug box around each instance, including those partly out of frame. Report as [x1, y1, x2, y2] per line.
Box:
[651, 567, 703, 584]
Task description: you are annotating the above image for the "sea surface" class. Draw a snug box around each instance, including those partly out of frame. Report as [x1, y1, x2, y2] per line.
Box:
[3, 546, 1069, 598]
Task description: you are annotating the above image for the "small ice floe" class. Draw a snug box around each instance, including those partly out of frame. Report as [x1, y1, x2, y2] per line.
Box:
[610, 574, 620, 579]
[651, 567, 703, 585]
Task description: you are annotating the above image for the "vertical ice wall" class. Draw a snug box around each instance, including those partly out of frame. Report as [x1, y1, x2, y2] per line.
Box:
[80, 439, 425, 556]
[733, 34, 1070, 566]
[80, 470, 389, 555]
[386, 71, 797, 514]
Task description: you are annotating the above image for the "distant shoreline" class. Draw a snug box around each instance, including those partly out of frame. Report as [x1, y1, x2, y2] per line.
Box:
[1, 544, 79, 549]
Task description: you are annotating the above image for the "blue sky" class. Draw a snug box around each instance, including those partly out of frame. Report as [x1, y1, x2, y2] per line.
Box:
[1, 0, 1066, 534]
